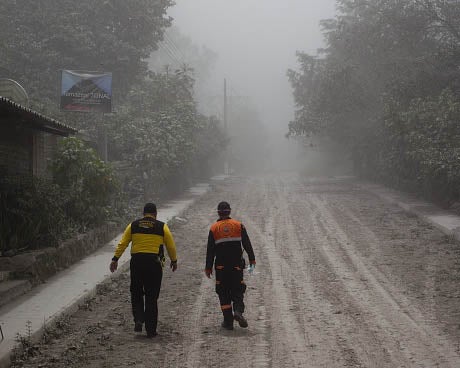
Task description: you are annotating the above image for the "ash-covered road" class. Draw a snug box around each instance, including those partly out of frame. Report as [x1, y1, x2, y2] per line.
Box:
[14, 175, 460, 368]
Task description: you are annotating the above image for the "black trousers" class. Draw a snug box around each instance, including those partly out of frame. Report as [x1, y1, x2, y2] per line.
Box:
[215, 265, 247, 322]
[130, 254, 163, 334]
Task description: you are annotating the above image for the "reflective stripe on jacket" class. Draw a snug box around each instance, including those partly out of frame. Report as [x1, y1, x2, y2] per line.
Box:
[210, 219, 243, 244]
[206, 218, 255, 270]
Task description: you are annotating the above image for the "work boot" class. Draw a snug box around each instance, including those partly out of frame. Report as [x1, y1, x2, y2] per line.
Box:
[233, 311, 248, 328]
[134, 321, 143, 333]
[221, 320, 234, 330]
[146, 331, 157, 338]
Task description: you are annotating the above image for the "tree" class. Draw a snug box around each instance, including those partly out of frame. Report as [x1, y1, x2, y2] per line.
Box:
[0, 1, 227, 204]
[149, 26, 219, 115]
[0, 0, 173, 106]
[105, 67, 226, 198]
[289, 0, 460, 204]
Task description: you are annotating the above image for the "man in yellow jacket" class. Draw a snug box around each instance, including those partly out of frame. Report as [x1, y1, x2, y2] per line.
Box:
[109, 203, 177, 338]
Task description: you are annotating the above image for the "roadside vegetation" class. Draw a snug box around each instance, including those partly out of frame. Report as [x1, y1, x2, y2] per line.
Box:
[0, 138, 119, 255]
[289, 0, 460, 206]
[0, 0, 226, 255]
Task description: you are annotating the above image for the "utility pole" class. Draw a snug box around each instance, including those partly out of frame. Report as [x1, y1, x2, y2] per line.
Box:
[224, 78, 228, 133]
[223, 78, 229, 175]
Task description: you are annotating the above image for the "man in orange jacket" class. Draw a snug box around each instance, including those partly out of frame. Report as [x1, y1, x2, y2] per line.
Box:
[205, 201, 256, 330]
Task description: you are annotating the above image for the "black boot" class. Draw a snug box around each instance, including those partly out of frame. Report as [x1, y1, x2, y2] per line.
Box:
[233, 311, 248, 328]
[221, 308, 234, 330]
[134, 321, 143, 332]
[221, 320, 234, 330]
[146, 331, 158, 338]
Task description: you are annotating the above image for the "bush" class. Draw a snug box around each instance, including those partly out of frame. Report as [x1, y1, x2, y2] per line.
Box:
[51, 137, 120, 228]
[0, 174, 68, 255]
[385, 90, 460, 205]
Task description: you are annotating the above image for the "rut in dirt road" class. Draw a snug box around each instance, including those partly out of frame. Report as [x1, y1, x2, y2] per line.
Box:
[11, 175, 460, 368]
[227, 175, 460, 367]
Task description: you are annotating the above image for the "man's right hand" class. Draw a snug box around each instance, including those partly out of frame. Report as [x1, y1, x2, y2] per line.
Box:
[204, 268, 212, 278]
[110, 260, 118, 273]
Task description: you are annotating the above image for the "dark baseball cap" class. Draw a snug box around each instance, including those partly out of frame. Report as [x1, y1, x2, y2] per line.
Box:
[143, 203, 157, 214]
[217, 201, 231, 211]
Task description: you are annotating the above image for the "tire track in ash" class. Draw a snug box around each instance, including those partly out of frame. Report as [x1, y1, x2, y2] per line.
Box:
[285, 182, 405, 367]
[237, 177, 272, 368]
[161, 280, 212, 368]
[242, 176, 340, 368]
[218, 176, 272, 368]
[163, 180, 271, 368]
[158, 201, 221, 368]
[325, 195, 441, 327]
[270, 175, 393, 367]
[275, 177, 381, 367]
[308, 192, 460, 367]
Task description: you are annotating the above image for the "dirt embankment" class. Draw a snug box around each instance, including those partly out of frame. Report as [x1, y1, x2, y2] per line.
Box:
[11, 175, 460, 368]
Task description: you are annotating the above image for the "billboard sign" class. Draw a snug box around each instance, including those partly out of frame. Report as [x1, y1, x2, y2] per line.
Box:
[60, 70, 112, 113]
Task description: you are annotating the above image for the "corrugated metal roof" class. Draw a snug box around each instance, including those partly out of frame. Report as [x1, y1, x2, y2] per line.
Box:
[0, 96, 78, 136]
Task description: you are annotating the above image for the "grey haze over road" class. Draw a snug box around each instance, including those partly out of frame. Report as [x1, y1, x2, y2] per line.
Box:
[169, 0, 336, 134]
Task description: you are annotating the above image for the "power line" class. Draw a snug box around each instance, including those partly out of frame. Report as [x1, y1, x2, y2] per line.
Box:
[164, 33, 188, 62]
[158, 42, 182, 65]
[162, 39, 183, 63]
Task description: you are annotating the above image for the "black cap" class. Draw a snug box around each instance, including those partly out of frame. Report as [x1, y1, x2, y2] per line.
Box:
[217, 202, 231, 217]
[217, 201, 231, 211]
[143, 203, 157, 214]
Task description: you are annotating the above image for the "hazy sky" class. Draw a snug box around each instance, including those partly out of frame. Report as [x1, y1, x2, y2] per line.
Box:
[169, 0, 336, 134]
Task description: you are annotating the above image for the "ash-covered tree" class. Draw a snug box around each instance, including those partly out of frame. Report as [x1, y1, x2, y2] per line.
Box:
[289, 0, 460, 204]
[105, 66, 227, 199]
[0, 0, 173, 109]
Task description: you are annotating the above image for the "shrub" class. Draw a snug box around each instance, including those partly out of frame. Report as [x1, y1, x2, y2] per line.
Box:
[0, 173, 68, 255]
[51, 137, 120, 229]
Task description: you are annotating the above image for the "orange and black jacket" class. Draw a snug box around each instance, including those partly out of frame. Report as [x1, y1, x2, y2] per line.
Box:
[205, 217, 255, 270]
[113, 215, 177, 263]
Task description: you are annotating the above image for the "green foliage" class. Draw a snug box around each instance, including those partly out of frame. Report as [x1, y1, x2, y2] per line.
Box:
[0, 137, 121, 254]
[149, 26, 218, 81]
[0, 0, 226, 233]
[0, 173, 67, 255]
[289, 0, 460, 205]
[106, 68, 226, 199]
[380, 90, 460, 202]
[52, 137, 120, 227]
[0, 0, 173, 101]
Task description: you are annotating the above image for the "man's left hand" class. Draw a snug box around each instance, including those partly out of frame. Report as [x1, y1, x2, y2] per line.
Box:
[170, 260, 178, 272]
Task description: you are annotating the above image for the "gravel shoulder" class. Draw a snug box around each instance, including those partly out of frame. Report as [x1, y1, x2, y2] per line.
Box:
[11, 175, 460, 368]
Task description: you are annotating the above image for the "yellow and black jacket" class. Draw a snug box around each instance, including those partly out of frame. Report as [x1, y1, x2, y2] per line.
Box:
[113, 215, 177, 264]
[206, 218, 255, 269]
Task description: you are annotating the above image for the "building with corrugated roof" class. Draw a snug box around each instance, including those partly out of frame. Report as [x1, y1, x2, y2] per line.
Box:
[0, 97, 77, 177]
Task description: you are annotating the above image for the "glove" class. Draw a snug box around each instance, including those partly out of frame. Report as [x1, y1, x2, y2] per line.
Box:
[204, 268, 212, 278]
[170, 260, 178, 272]
[247, 264, 255, 275]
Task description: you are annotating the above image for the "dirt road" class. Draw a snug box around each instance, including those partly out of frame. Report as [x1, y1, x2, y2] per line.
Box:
[12, 175, 460, 367]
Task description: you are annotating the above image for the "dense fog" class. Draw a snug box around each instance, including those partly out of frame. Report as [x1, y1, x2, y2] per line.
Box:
[168, 0, 336, 174]
[4, 0, 460, 257]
